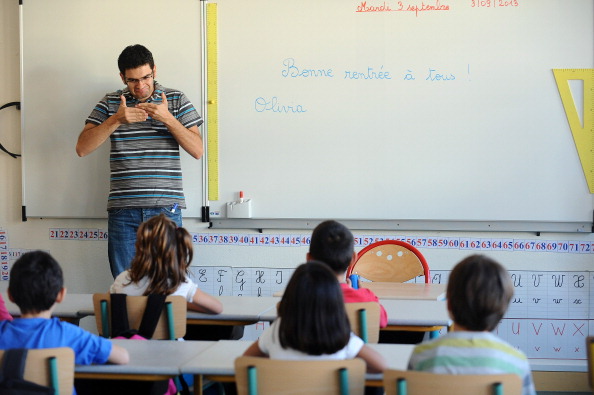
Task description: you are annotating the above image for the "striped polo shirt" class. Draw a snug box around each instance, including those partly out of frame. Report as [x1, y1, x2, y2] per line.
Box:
[408, 331, 536, 395]
[86, 83, 202, 211]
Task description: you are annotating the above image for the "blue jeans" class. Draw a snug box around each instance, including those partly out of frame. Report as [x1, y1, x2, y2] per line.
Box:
[107, 207, 182, 278]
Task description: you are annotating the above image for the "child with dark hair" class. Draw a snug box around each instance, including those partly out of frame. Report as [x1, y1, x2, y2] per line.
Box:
[408, 254, 535, 395]
[0, 251, 128, 389]
[308, 220, 388, 328]
[243, 261, 386, 373]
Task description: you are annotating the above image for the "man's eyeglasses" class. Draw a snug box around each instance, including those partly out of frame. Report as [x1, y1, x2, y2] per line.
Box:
[124, 73, 153, 85]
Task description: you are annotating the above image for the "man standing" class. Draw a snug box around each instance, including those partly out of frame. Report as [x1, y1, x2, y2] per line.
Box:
[76, 44, 203, 278]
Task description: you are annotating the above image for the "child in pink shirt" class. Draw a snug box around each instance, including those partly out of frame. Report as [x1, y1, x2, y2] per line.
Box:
[0, 293, 13, 321]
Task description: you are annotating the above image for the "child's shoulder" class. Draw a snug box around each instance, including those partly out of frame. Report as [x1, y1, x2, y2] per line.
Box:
[341, 284, 379, 301]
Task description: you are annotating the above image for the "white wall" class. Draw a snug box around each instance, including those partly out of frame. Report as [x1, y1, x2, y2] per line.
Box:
[1, 0, 593, 291]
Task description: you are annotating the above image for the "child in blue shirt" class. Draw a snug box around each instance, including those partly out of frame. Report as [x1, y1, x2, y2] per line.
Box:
[0, 251, 128, 370]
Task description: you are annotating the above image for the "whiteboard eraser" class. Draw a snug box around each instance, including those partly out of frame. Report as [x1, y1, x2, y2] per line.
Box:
[227, 199, 252, 218]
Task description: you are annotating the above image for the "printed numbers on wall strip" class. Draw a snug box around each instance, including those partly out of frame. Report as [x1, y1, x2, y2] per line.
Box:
[48, 228, 108, 241]
[191, 232, 594, 254]
[46, 228, 594, 254]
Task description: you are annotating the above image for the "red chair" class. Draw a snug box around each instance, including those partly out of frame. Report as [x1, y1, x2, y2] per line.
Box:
[347, 240, 430, 284]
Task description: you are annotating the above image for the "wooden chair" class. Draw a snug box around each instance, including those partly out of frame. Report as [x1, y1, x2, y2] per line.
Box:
[587, 336, 594, 389]
[344, 302, 380, 343]
[0, 347, 74, 395]
[347, 240, 430, 284]
[383, 370, 522, 395]
[92, 293, 187, 339]
[234, 356, 366, 395]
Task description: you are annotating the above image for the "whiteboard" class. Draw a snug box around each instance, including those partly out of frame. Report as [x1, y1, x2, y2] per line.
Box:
[21, 0, 594, 223]
[20, 0, 203, 218]
[211, 0, 594, 222]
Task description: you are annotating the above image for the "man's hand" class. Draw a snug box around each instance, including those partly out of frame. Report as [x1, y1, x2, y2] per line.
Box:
[136, 92, 171, 123]
[116, 95, 148, 124]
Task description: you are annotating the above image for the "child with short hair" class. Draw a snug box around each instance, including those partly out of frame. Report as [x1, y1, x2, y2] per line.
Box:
[110, 214, 223, 314]
[243, 261, 387, 373]
[0, 251, 128, 381]
[307, 220, 388, 328]
[408, 254, 535, 395]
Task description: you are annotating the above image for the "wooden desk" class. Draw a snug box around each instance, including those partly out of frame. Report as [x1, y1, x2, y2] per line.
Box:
[75, 339, 215, 381]
[381, 299, 451, 335]
[4, 292, 280, 327]
[274, 282, 446, 300]
[3, 292, 93, 325]
[361, 282, 446, 300]
[187, 296, 280, 326]
[260, 298, 451, 334]
[180, 340, 415, 393]
[381, 299, 450, 328]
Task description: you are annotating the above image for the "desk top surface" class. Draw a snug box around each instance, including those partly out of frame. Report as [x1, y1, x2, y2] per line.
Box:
[361, 282, 446, 300]
[179, 340, 415, 376]
[75, 339, 215, 375]
[274, 282, 446, 301]
[4, 292, 449, 327]
[3, 292, 94, 318]
[380, 299, 451, 327]
[188, 296, 280, 322]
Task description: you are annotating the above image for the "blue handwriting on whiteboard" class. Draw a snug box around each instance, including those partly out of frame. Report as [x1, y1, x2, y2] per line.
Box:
[344, 66, 391, 80]
[254, 96, 307, 114]
[426, 68, 455, 81]
[281, 58, 334, 78]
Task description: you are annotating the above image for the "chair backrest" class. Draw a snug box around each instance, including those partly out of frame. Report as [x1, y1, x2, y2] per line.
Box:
[347, 240, 430, 283]
[92, 293, 187, 339]
[344, 302, 380, 343]
[0, 347, 75, 395]
[587, 336, 594, 388]
[383, 370, 522, 395]
[234, 356, 366, 395]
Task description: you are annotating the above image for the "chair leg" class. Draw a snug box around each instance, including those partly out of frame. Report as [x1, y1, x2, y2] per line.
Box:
[338, 367, 350, 395]
[492, 382, 503, 395]
[166, 301, 175, 340]
[396, 378, 407, 395]
[358, 309, 368, 343]
[100, 300, 109, 338]
[247, 366, 258, 395]
[48, 356, 59, 395]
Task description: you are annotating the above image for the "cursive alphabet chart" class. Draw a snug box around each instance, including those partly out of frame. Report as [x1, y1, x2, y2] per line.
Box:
[190, 263, 591, 360]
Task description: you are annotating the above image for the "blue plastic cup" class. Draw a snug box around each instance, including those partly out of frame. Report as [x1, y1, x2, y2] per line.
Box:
[349, 274, 359, 289]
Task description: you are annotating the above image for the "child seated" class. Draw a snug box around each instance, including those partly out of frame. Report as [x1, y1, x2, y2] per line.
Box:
[307, 220, 388, 328]
[0, 251, 129, 393]
[110, 214, 222, 314]
[243, 261, 387, 373]
[110, 214, 231, 341]
[408, 254, 535, 395]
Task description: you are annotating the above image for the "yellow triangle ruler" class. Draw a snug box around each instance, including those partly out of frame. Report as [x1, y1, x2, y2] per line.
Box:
[206, 2, 219, 201]
[553, 69, 594, 193]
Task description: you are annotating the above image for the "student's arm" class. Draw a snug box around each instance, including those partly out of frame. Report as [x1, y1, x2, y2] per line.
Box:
[107, 343, 130, 365]
[136, 92, 204, 159]
[242, 340, 268, 358]
[188, 289, 223, 314]
[356, 344, 387, 373]
[76, 95, 148, 157]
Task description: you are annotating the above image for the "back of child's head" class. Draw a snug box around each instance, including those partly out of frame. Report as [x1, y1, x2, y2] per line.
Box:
[308, 220, 355, 274]
[9, 251, 63, 314]
[447, 254, 513, 332]
[129, 214, 193, 295]
[278, 261, 351, 355]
